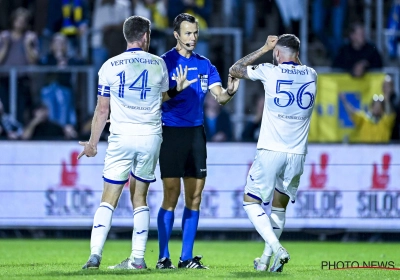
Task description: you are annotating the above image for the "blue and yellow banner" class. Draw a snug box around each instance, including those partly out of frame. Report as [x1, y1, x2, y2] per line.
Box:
[309, 73, 386, 142]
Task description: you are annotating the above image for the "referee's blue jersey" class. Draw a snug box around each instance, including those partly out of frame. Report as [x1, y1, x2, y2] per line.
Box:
[161, 48, 222, 127]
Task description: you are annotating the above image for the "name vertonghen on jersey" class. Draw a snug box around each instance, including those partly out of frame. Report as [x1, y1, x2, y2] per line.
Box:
[110, 58, 161, 67]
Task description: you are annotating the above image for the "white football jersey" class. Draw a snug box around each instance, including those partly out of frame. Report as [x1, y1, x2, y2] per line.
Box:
[98, 48, 169, 135]
[247, 62, 318, 154]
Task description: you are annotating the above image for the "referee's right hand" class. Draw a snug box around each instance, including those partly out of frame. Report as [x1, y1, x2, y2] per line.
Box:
[172, 64, 197, 91]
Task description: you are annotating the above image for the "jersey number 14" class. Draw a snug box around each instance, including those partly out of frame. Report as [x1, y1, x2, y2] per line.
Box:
[117, 70, 151, 100]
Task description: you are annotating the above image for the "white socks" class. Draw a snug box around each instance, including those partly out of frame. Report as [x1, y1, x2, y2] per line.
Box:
[243, 202, 280, 254]
[89, 203, 150, 262]
[90, 202, 114, 256]
[262, 206, 286, 262]
[130, 206, 150, 260]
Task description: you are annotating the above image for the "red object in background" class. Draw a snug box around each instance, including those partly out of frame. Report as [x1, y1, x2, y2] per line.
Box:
[61, 151, 79, 187]
[371, 154, 391, 189]
[310, 153, 329, 189]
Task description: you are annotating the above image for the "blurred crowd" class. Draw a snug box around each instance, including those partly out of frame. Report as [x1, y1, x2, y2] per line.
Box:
[0, 0, 399, 143]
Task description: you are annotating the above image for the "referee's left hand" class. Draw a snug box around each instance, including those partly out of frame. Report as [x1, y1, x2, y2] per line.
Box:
[227, 75, 240, 95]
[172, 65, 197, 91]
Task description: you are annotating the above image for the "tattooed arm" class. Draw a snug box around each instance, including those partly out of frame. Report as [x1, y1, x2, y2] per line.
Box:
[229, 35, 278, 79]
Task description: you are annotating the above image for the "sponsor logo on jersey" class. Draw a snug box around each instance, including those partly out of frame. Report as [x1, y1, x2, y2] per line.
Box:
[188, 67, 198, 70]
[278, 114, 309, 120]
[122, 103, 151, 110]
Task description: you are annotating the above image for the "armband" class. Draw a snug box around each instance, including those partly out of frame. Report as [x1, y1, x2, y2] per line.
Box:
[167, 86, 181, 99]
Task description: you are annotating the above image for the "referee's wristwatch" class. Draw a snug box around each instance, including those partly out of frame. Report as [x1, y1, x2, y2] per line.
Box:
[227, 89, 235, 97]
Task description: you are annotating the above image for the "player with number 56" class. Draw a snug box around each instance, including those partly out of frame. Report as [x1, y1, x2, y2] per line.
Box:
[229, 34, 318, 273]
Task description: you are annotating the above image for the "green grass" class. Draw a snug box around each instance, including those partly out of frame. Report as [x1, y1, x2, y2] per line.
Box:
[0, 240, 399, 279]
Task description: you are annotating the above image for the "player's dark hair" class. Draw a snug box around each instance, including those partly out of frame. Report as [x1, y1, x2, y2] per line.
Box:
[276, 34, 300, 53]
[173, 13, 198, 34]
[123, 16, 151, 43]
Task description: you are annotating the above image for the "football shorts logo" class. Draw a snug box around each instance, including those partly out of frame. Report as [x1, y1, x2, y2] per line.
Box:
[199, 74, 208, 93]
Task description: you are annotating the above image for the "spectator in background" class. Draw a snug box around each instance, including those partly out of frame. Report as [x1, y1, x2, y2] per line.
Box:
[133, 0, 168, 55]
[0, 0, 33, 31]
[204, 93, 233, 142]
[0, 98, 23, 140]
[22, 103, 66, 140]
[43, 0, 89, 57]
[332, 22, 383, 77]
[340, 89, 396, 143]
[40, 33, 84, 86]
[0, 7, 39, 124]
[312, 0, 347, 59]
[91, 0, 131, 73]
[383, 75, 400, 141]
[79, 113, 110, 141]
[39, 33, 81, 139]
[241, 94, 264, 142]
[230, 0, 256, 40]
[386, 0, 400, 59]
[167, 0, 211, 57]
[133, 0, 168, 29]
[275, 0, 304, 35]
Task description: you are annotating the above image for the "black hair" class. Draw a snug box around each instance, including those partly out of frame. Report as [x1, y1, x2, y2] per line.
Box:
[276, 34, 300, 53]
[173, 13, 198, 34]
[123, 16, 151, 43]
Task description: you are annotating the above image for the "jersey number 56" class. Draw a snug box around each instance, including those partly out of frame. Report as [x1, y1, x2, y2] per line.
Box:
[274, 80, 315, 110]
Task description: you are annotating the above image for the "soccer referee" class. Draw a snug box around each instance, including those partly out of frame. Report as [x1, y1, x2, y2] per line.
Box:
[156, 13, 239, 269]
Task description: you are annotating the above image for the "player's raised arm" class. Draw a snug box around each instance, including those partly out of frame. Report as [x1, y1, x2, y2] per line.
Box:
[339, 94, 357, 116]
[229, 35, 278, 79]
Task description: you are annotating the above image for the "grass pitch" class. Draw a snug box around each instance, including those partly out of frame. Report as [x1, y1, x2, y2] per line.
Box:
[0, 239, 399, 279]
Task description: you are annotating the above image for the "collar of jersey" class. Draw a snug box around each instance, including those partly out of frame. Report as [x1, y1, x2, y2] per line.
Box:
[282, 61, 299, 65]
[125, 48, 143, 52]
[173, 48, 194, 61]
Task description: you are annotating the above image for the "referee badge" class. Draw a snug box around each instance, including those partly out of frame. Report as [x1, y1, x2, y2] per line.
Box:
[199, 74, 208, 93]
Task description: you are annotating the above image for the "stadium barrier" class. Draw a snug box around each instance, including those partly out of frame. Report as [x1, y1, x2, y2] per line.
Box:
[0, 142, 399, 232]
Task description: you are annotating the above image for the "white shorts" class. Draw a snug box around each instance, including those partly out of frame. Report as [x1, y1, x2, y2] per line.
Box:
[103, 133, 162, 184]
[244, 149, 305, 205]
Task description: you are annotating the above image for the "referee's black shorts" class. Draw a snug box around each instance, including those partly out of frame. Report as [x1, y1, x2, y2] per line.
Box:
[159, 125, 207, 179]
